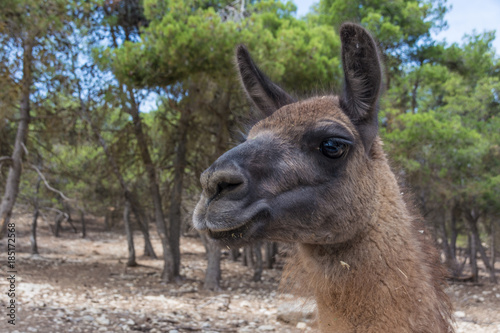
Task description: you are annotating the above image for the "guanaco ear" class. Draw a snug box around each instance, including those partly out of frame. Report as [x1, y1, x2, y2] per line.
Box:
[236, 45, 295, 118]
[339, 23, 383, 150]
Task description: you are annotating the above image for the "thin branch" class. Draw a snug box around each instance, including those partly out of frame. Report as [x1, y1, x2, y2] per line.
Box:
[0, 156, 13, 171]
[21, 142, 29, 156]
[41, 206, 78, 233]
[30, 165, 73, 201]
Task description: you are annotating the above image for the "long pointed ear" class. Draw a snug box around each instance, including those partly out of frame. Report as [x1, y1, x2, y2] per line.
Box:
[339, 23, 383, 150]
[236, 45, 295, 118]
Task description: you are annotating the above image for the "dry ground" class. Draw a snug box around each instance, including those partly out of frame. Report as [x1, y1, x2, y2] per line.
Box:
[1, 213, 499, 333]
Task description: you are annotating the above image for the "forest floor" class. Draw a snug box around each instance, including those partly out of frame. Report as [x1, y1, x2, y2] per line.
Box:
[1, 213, 500, 333]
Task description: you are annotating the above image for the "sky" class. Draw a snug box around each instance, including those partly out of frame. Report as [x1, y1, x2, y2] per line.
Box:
[293, 0, 500, 53]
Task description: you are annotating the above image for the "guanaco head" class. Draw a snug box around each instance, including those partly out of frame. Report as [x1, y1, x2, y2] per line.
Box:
[193, 23, 384, 247]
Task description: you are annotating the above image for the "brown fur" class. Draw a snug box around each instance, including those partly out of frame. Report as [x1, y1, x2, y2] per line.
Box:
[193, 23, 454, 332]
[286, 137, 453, 332]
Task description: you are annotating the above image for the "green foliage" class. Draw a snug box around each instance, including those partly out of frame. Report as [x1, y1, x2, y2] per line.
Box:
[104, 0, 341, 93]
[317, 0, 447, 54]
[382, 31, 500, 214]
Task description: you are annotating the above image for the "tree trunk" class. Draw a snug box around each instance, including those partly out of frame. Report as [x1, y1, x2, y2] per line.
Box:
[476, 235, 497, 283]
[439, 209, 456, 276]
[138, 211, 157, 259]
[123, 200, 137, 267]
[492, 220, 496, 277]
[264, 242, 277, 269]
[200, 232, 221, 290]
[80, 210, 86, 238]
[128, 200, 156, 259]
[104, 24, 160, 264]
[127, 194, 159, 259]
[31, 208, 40, 255]
[67, 216, 78, 233]
[127, 89, 174, 282]
[244, 246, 254, 268]
[450, 204, 460, 259]
[455, 245, 469, 278]
[253, 242, 263, 282]
[30, 178, 41, 255]
[54, 213, 63, 237]
[242, 247, 248, 266]
[466, 209, 497, 283]
[229, 248, 240, 262]
[105, 210, 110, 231]
[80, 104, 171, 281]
[62, 199, 73, 225]
[0, 39, 33, 238]
[169, 108, 190, 277]
[198, 81, 232, 282]
[60, 200, 77, 234]
[469, 234, 478, 283]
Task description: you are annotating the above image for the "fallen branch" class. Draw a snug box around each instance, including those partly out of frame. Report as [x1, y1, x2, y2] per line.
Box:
[42, 206, 69, 219]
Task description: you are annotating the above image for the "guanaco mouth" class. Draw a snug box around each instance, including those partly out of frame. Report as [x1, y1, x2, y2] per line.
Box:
[206, 207, 270, 243]
[199, 199, 271, 243]
[208, 222, 251, 240]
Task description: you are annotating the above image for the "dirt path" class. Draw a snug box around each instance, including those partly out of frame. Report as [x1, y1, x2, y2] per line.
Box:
[1, 213, 499, 332]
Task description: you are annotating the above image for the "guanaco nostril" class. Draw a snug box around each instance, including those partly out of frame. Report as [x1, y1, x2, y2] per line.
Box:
[202, 166, 247, 202]
[216, 181, 243, 197]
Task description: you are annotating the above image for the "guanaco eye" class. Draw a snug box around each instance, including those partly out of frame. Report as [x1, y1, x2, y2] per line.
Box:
[319, 138, 349, 159]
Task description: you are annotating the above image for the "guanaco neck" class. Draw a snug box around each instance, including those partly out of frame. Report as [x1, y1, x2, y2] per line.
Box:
[297, 166, 452, 332]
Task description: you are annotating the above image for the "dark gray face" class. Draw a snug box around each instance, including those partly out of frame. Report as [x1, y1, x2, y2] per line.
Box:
[193, 23, 383, 247]
[193, 99, 355, 246]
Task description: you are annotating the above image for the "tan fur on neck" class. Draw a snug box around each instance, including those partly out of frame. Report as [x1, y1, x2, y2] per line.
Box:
[285, 140, 453, 332]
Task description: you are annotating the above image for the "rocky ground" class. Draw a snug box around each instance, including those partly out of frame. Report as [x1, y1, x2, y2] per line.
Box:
[1, 213, 499, 332]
